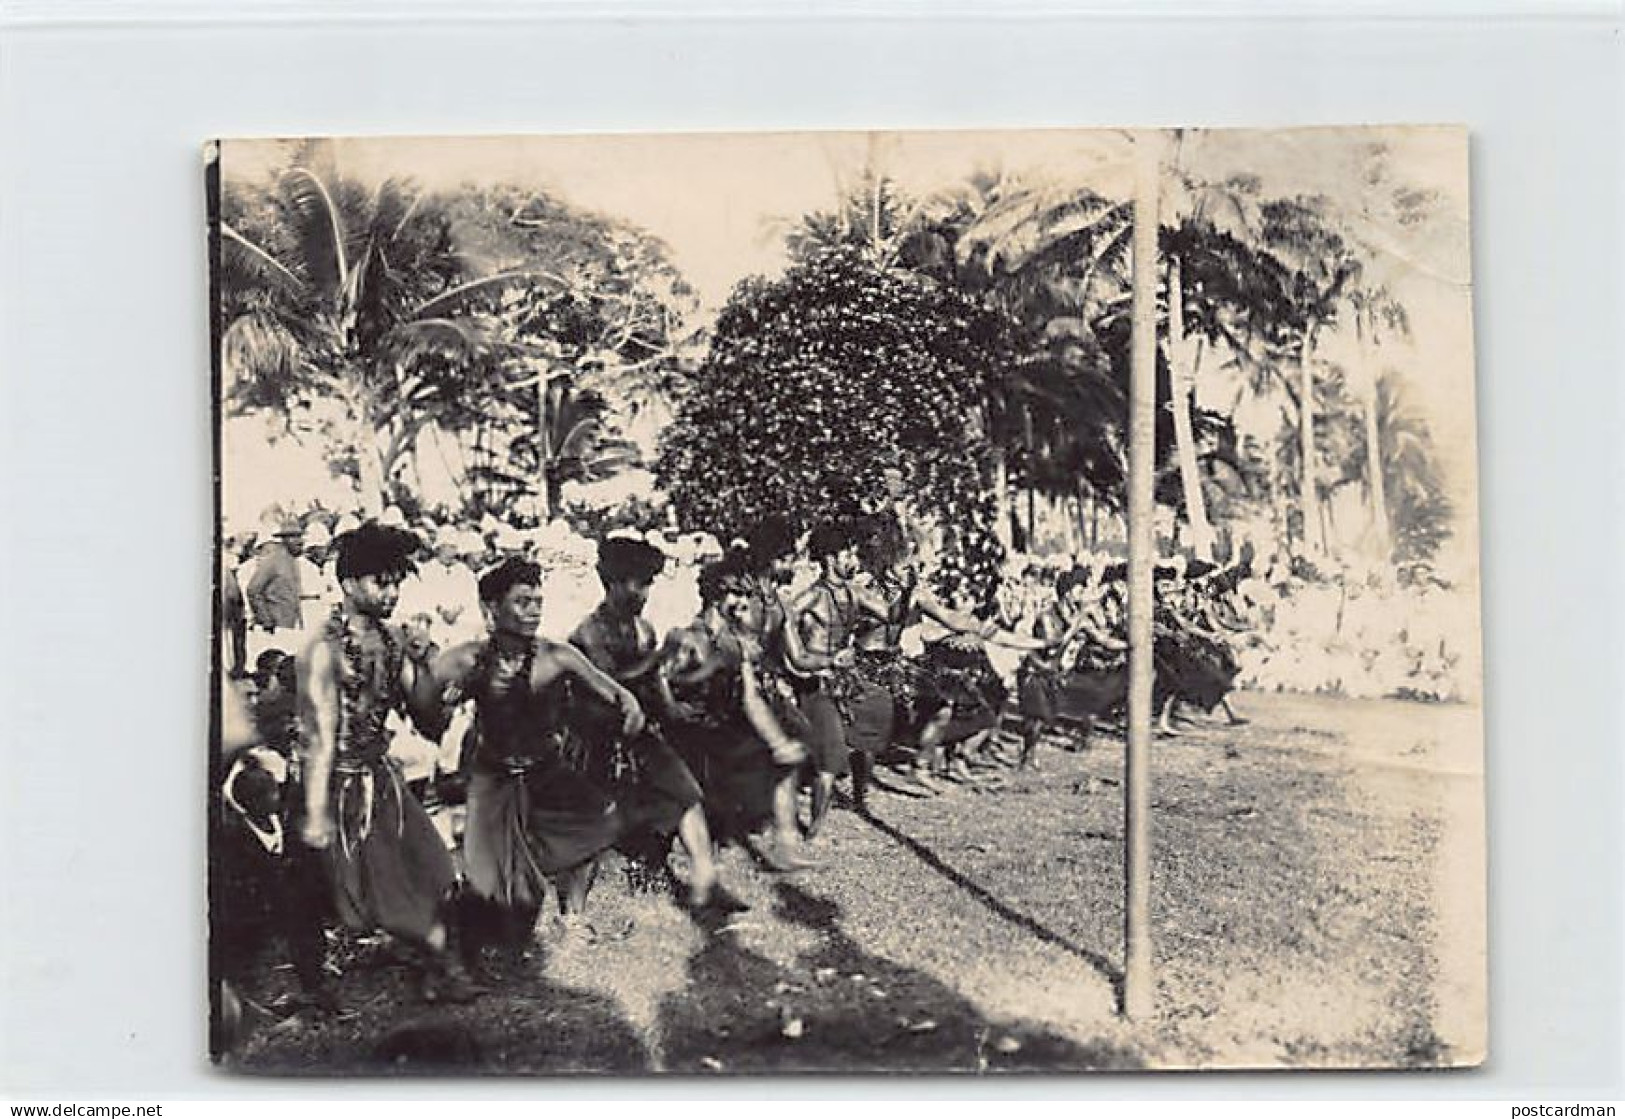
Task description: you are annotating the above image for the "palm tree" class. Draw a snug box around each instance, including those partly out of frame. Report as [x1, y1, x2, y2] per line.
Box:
[954, 179, 1134, 319]
[509, 361, 641, 516]
[460, 187, 702, 519]
[783, 166, 957, 271]
[783, 169, 1129, 550]
[1156, 156, 1279, 561]
[1346, 284, 1411, 557]
[956, 171, 1296, 560]
[951, 176, 1134, 546]
[1259, 195, 1363, 558]
[219, 156, 556, 515]
[1373, 369, 1452, 568]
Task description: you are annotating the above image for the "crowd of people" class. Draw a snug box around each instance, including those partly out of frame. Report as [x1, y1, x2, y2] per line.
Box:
[1226, 559, 1474, 703]
[212, 503, 1261, 1040]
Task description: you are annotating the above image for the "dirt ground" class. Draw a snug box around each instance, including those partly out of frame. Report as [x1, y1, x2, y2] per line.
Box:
[224, 690, 1486, 1075]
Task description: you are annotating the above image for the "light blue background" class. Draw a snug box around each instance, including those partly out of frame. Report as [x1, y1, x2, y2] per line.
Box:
[1, 0, 1620, 1099]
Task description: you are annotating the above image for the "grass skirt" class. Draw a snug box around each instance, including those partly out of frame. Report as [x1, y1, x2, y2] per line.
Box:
[325, 758, 455, 945]
[917, 641, 1008, 740]
[463, 762, 626, 910]
[669, 716, 789, 841]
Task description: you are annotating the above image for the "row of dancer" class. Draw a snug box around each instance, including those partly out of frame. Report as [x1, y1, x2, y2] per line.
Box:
[216, 513, 1032, 1013]
[1006, 554, 1250, 758]
[216, 513, 1241, 1020]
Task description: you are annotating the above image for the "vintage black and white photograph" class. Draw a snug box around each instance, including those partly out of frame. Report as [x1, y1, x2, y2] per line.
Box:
[208, 126, 1484, 1074]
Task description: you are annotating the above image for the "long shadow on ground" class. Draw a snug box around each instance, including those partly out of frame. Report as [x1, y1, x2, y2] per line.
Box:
[228, 938, 651, 1076]
[656, 881, 1140, 1074]
[857, 807, 1126, 1011]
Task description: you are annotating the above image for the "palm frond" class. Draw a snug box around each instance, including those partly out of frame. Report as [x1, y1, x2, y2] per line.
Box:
[221, 312, 303, 382]
[279, 167, 349, 301]
[552, 415, 601, 462]
[414, 269, 570, 319]
[380, 317, 493, 368]
[219, 222, 304, 293]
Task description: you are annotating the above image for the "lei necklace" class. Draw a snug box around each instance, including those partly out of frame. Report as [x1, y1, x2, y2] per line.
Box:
[331, 607, 402, 754]
[479, 639, 536, 700]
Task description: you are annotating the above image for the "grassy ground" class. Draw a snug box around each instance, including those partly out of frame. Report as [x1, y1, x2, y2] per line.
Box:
[225, 690, 1484, 1075]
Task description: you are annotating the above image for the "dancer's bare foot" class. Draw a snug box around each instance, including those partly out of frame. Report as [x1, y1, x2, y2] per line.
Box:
[552, 914, 598, 947]
[887, 767, 933, 797]
[911, 765, 944, 794]
[946, 757, 978, 784]
[687, 863, 719, 909]
[750, 832, 820, 872]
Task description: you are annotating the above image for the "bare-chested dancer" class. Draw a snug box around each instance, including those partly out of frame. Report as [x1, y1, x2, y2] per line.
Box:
[297, 522, 475, 1002]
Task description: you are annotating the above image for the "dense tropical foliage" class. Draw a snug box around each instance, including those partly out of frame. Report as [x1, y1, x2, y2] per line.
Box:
[220, 137, 1458, 604]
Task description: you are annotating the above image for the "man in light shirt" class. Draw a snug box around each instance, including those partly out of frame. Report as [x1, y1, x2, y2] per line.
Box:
[398, 529, 485, 650]
[297, 520, 342, 631]
[246, 518, 305, 660]
[394, 528, 486, 788]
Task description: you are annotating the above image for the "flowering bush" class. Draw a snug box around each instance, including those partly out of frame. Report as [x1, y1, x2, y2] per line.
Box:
[656, 247, 1011, 607]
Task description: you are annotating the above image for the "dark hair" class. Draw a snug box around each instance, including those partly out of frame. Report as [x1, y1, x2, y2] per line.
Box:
[698, 551, 752, 607]
[858, 511, 908, 575]
[253, 649, 295, 693]
[334, 522, 420, 582]
[741, 515, 797, 574]
[1185, 558, 1219, 580]
[478, 556, 542, 605]
[1057, 566, 1092, 598]
[808, 518, 861, 561]
[596, 537, 666, 585]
